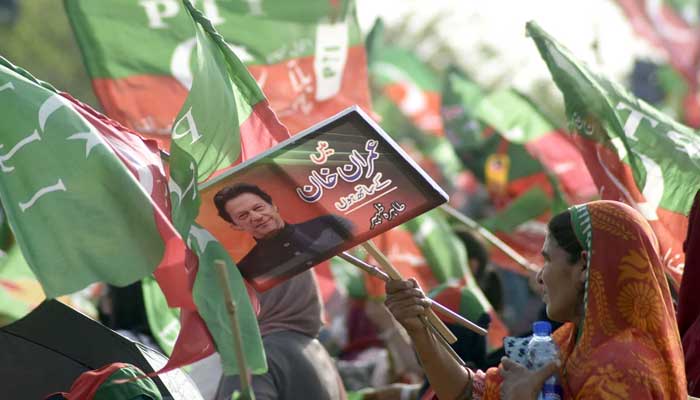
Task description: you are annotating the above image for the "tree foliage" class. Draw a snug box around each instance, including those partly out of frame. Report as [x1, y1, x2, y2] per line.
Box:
[0, 0, 98, 107]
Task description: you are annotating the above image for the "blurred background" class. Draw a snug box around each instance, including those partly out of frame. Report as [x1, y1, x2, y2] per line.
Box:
[0, 0, 672, 124]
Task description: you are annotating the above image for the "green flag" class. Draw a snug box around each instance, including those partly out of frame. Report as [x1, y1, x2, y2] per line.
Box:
[64, 0, 371, 139]
[407, 210, 508, 350]
[142, 275, 180, 356]
[442, 67, 596, 206]
[0, 56, 187, 299]
[366, 21, 466, 194]
[162, 1, 289, 376]
[528, 21, 700, 286]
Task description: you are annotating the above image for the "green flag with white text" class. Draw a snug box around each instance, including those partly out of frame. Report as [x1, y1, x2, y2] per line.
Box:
[162, 1, 289, 376]
[0, 56, 187, 300]
[528, 21, 700, 286]
[64, 0, 371, 141]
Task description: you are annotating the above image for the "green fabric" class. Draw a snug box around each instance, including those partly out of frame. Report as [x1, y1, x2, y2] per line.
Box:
[406, 210, 493, 315]
[346, 392, 364, 400]
[527, 21, 700, 216]
[167, 1, 266, 376]
[371, 87, 464, 191]
[428, 282, 487, 322]
[0, 206, 12, 251]
[442, 67, 551, 183]
[170, 2, 264, 182]
[141, 275, 180, 356]
[479, 187, 551, 232]
[476, 89, 555, 143]
[64, 0, 363, 79]
[366, 20, 463, 190]
[329, 256, 368, 299]
[94, 365, 162, 400]
[0, 56, 166, 298]
[656, 63, 688, 119]
[404, 210, 470, 284]
[366, 19, 440, 91]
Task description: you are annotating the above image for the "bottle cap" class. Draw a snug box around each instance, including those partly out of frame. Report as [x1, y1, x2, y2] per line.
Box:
[533, 320, 552, 336]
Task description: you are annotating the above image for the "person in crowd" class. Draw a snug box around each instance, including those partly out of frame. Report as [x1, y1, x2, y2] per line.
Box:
[214, 183, 354, 287]
[385, 201, 687, 399]
[454, 229, 503, 314]
[98, 282, 161, 353]
[679, 189, 700, 396]
[214, 270, 347, 400]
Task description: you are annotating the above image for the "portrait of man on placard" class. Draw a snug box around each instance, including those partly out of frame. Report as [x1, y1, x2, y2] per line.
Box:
[214, 183, 355, 288]
[198, 108, 448, 292]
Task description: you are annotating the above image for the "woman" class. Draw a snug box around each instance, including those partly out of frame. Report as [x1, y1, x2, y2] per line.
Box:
[386, 201, 687, 399]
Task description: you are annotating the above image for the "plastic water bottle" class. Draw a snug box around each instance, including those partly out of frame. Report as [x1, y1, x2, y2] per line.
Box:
[527, 321, 563, 400]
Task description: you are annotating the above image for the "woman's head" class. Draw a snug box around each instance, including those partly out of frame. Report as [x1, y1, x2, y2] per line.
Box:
[537, 210, 588, 323]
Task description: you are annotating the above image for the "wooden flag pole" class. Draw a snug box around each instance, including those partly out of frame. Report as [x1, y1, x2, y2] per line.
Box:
[214, 260, 254, 400]
[439, 204, 540, 273]
[339, 252, 487, 336]
[360, 241, 458, 344]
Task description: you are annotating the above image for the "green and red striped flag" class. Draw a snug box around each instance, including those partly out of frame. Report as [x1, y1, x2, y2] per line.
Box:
[366, 21, 469, 196]
[528, 21, 700, 286]
[0, 56, 188, 302]
[614, 1, 700, 75]
[614, 0, 700, 127]
[440, 68, 552, 273]
[615, 0, 700, 83]
[64, 0, 371, 141]
[442, 67, 596, 206]
[362, 27, 502, 328]
[142, 275, 180, 356]
[161, 1, 287, 376]
[367, 19, 444, 136]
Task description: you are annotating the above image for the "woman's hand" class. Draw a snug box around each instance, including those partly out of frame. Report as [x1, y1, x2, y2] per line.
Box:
[384, 278, 431, 334]
[499, 357, 560, 400]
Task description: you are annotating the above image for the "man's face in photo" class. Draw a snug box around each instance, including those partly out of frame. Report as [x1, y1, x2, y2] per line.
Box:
[224, 192, 285, 239]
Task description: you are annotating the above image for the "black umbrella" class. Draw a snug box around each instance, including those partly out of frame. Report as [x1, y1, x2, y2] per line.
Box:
[0, 300, 203, 400]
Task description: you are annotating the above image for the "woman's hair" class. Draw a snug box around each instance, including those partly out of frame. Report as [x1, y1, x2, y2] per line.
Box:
[548, 210, 584, 264]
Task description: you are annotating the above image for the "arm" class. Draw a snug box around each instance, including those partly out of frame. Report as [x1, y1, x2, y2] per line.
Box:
[365, 300, 423, 377]
[385, 279, 473, 400]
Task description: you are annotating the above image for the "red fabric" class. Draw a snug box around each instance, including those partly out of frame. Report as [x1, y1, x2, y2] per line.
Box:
[46, 363, 129, 400]
[615, 0, 700, 85]
[678, 189, 700, 395]
[161, 100, 286, 373]
[572, 135, 688, 288]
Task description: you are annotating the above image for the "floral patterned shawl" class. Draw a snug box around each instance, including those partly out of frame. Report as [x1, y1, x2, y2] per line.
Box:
[477, 201, 687, 399]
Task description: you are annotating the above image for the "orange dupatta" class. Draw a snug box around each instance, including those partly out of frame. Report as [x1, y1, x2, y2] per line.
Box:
[479, 201, 686, 399]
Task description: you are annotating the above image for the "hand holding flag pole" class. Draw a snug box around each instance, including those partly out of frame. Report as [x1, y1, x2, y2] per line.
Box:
[214, 260, 255, 400]
[338, 252, 488, 337]
[439, 204, 540, 273]
[360, 240, 459, 344]
[338, 252, 488, 336]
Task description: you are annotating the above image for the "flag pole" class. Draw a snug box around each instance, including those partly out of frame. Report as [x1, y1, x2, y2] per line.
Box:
[439, 204, 540, 273]
[214, 260, 255, 400]
[360, 241, 459, 345]
[357, 241, 470, 366]
[339, 252, 487, 336]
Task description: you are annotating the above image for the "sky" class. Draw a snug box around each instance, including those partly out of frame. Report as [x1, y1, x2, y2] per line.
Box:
[355, 0, 664, 114]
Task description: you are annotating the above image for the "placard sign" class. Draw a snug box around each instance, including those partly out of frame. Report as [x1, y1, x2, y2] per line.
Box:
[198, 107, 448, 291]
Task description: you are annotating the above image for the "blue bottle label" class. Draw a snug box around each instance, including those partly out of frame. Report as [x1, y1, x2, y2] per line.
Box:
[541, 382, 562, 400]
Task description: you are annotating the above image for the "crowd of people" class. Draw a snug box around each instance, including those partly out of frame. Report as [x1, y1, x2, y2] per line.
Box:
[79, 187, 700, 400]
